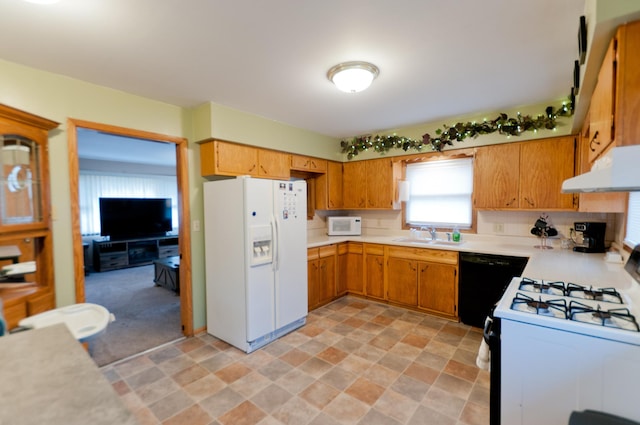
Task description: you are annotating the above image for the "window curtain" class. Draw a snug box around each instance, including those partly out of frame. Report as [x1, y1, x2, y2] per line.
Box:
[626, 192, 640, 247]
[405, 157, 473, 227]
[79, 172, 178, 235]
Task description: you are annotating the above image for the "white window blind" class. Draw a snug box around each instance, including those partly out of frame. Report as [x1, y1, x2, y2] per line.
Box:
[79, 172, 178, 236]
[405, 157, 473, 228]
[625, 192, 640, 247]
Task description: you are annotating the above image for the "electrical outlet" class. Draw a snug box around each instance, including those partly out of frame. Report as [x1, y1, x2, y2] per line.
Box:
[494, 223, 505, 233]
[192, 219, 201, 232]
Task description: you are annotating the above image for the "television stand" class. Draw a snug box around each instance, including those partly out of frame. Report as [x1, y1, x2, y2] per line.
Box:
[93, 235, 179, 272]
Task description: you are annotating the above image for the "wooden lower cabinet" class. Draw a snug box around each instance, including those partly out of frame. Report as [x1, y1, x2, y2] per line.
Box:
[364, 244, 385, 300]
[344, 243, 363, 294]
[418, 262, 458, 317]
[307, 245, 337, 311]
[387, 257, 418, 306]
[311, 242, 459, 320]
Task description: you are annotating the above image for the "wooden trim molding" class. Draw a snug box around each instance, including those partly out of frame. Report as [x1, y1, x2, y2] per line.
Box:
[67, 118, 194, 336]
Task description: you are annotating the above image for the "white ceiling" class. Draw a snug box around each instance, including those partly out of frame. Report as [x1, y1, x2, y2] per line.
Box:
[1, 0, 589, 142]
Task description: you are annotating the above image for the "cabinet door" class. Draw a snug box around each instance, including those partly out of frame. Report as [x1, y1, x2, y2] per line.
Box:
[418, 262, 457, 317]
[317, 255, 336, 305]
[307, 258, 319, 310]
[308, 158, 327, 173]
[519, 137, 576, 210]
[588, 39, 616, 163]
[473, 143, 520, 209]
[342, 161, 367, 209]
[387, 257, 418, 306]
[365, 253, 385, 299]
[258, 149, 290, 179]
[345, 243, 364, 294]
[315, 161, 343, 210]
[337, 244, 348, 296]
[214, 141, 259, 176]
[327, 161, 343, 209]
[577, 114, 626, 212]
[366, 158, 394, 209]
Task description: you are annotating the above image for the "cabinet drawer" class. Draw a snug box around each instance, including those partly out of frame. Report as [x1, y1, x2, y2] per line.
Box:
[100, 254, 128, 264]
[4, 301, 27, 329]
[337, 243, 348, 255]
[308, 248, 319, 261]
[158, 246, 179, 258]
[347, 242, 363, 254]
[27, 291, 55, 315]
[387, 246, 458, 264]
[319, 244, 337, 258]
[364, 244, 385, 255]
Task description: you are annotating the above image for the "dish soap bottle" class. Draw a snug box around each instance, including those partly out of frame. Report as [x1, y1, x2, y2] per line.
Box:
[452, 226, 461, 242]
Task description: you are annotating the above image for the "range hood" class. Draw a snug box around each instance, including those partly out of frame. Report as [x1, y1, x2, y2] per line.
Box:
[562, 145, 640, 193]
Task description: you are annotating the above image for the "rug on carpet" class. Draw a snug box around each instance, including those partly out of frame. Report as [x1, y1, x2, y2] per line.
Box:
[85, 264, 183, 367]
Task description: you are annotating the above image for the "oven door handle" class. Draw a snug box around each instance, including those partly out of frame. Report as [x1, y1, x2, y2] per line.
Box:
[483, 316, 493, 344]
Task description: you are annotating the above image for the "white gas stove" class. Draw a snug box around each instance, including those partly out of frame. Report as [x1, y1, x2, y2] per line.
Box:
[493, 245, 640, 425]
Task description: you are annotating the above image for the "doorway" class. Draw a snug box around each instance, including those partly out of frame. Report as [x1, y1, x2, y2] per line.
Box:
[67, 119, 194, 347]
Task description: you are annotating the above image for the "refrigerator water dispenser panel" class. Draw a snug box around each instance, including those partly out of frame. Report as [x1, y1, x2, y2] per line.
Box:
[249, 224, 272, 266]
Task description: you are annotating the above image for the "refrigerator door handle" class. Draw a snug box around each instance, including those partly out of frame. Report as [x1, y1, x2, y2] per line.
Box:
[271, 216, 279, 271]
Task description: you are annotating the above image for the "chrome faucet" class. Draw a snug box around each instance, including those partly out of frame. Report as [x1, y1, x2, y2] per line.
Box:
[429, 227, 437, 241]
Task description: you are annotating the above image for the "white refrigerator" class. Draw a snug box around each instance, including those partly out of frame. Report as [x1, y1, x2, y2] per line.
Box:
[203, 176, 308, 353]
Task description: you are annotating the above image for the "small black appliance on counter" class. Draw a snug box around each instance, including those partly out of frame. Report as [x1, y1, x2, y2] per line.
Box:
[572, 222, 606, 253]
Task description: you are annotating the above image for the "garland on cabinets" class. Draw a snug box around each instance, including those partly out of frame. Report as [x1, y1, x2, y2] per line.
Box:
[340, 100, 573, 159]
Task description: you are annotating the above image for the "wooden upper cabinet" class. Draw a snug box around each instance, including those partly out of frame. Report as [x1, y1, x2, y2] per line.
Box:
[519, 136, 576, 210]
[366, 158, 400, 209]
[577, 112, 626, 213]
[315, 161, 343, 210]
[613, 20, 640, 149]
[474, 136, 576, 211]
[588, 38, 616, 163]
[290, 154, 327, 173]
[200, 140, 258, 177]
[200, 140, 290, 180]
[257, 149, 290, 180]
[342, 161, 367, 209]
[473, 143, 520, 209]
[342, 158, 400, 210]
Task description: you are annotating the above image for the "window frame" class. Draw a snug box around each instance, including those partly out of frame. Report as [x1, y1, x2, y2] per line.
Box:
[400, 150, 477, 232]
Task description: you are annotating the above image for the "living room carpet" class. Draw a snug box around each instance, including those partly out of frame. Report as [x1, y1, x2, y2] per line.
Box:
[85, 264, 183, 367]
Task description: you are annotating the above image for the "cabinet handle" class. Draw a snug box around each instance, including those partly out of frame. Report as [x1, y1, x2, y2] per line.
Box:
[505, 197, 516, 206]
[589, 131, 600, 152]
[524, 197, 535, 207]
[260, 165, 267, 174]
[248, 164, 256, 172]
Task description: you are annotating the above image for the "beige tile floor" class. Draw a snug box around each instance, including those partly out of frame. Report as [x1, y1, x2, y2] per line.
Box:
[101, 296, 490, 425]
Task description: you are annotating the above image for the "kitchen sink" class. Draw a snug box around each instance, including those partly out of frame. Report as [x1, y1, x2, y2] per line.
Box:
[392, 237, 464, 246]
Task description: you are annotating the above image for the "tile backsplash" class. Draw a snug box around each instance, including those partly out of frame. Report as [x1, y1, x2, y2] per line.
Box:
[309, 209, 619, 243]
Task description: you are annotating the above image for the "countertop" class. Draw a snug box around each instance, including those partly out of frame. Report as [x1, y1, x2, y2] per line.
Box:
[0, 324, 138, 425]
[308, 233, 634, 290]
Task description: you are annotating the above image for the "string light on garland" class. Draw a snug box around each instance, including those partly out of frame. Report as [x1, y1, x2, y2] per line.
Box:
[340, 100, 573, 159]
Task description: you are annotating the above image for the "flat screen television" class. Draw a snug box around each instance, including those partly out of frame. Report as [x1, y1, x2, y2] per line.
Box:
[99, 197, 172, 240]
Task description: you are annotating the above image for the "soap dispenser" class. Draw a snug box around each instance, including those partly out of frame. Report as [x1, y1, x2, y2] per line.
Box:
[452, 226, 461, 242]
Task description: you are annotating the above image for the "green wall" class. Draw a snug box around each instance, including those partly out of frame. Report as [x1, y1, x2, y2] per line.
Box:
[0, 59, 341, 331]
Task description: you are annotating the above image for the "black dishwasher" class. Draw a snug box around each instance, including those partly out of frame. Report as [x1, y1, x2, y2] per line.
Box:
[458, 252, 528, 328]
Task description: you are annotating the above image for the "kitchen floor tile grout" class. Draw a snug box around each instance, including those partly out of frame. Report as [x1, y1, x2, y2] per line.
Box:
[101, 296, 489, 425]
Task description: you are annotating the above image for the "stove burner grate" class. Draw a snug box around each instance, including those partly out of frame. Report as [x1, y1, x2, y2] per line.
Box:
[519, 278, 567, 295]
[511, 292, 568, 318]
[569, 301, 640, 332]
[566, 283, 623, 304]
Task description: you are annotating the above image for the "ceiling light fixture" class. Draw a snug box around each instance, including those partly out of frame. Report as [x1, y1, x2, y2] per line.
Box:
[327, 61, 379, 93]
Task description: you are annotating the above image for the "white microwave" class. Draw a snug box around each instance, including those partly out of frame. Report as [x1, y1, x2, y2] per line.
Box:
[327, 216, 362, 236]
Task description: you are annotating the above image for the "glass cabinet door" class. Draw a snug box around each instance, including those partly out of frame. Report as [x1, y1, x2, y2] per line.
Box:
[1, 135, 42, 226]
